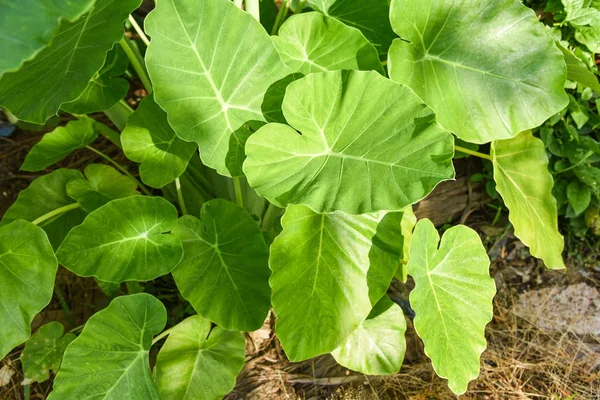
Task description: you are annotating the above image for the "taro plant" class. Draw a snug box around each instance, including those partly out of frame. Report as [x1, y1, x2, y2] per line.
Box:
[0, 0, 598, 397]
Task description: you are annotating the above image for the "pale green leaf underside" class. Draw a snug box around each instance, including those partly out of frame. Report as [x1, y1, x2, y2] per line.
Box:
[21, 322, 75, 384]
[21, 117, 97, 172]
[0, 221, 58, 361]
[122, 95, 196, 188]
[172, 199, 270, 331]
[558, 44, 600, 93]
[57, 196, 184, 283]
[145, 0, 290, 176]
[0, 169, 87, 249]
[492, 131, 565, 269]
[244, 70, 454, 215]
[66, 163, 139, 212]
[388, 0, 568, 144]
[407, 219, 495, 395]
[0, 0, 140, 123]
[155, 315, 245, 400]
[48, 294, 166, 400]
[0, 0, 94, 74]
[273, 12, 383, 75]
[269, 205, 399, 361]
[331, 296, 406, 375]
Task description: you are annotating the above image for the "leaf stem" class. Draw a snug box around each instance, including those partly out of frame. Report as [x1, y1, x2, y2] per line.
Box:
[244, 0, 260, 21]
[454, 145, 493, 161]
[128, 15, 150, 47]
[233, 177, 244, 207]
[152, 327, 173, 346]
[271, 0, 290, 35]
[119, 37, 153, 95]
[54, 283, 76, 328]
[23, 385, 30, 400]
[85, 145, 152, 196]
[555, 151, 594, 174]
[261, 202, 281, 231]
[175, 177, 187, 215]
[31, 203, 80, 226]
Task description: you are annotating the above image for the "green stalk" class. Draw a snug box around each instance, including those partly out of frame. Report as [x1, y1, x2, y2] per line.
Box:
[54, 283, 76, 328]
[555, 151, 593, 174]
[244, 0, 260, 21]
[175, 177, 187, 215]
[93, 120, 122, 148]
[271, 0, 290, 35]
[23, 385, 30, 400]
[119, 37, 153, 95]
[31, 203, 80, 226]
[85, 145, 152, 196]
[152, 327, 173, 346]
[103, 100, 133, 131]
[233, 177, 244, 207]
[128, 15, 150, 47]
[454, 145, 493, 161]
[261, 202, 281, 232]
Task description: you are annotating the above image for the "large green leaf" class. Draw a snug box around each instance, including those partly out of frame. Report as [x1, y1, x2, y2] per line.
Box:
[387, 0, 568, 144]
[331, 296, 406, 375]
[558, 44, 600, 93]
[0, 169, 87, 249]
[0, 220, 58, 360]
[66, 164, 139, 212]
[145, 0, 290, 176]
[155, 315, 245, 400]
[0, 0, 141, 123]
[307, 0, 397, 56]
[48, 294, 166, 400]
[270, 205, 400, 361]
[122, 95, 196, 189]
[407, 219, 495, 395]
[172, 199, 270, 332]
[21, 117, 97, 172]
[0, 0, 94, 74]
[244, 70, 454, 214]
[273, 13, 383, 74]
[57, 196, 184, 283]
[492, 131, 565, 269]
[20, 322, 75, 384]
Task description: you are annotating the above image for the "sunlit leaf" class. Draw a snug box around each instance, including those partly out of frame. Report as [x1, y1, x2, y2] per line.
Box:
[558, 44, 600, 93]
[407, 218, 495, 395]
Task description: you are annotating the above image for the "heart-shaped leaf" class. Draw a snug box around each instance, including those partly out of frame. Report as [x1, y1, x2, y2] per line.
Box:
[57, 196, 184, 283]
[273, 12, 383, 74]
[0, 169, 87, 249]
[155, 315, 245, 400]
[66, 164, 139, 212]
[492, 131, 565, 269]
[172, 199, 270, 331]
[21, 117, 97, 172]
[0, 220, 58, 360]
[407, 219, 495, 395]
[388, 0, 568, 143]
[20, 322, 75, 384]
[244, 70, 454, 214]
[122, 95, 196, 188]
[269, 205, 400, 361]
[0, 0, 141, 123]
[145, 0, 290, 176]
[48, 294, 166, 400]
[331, 296, 406, 375]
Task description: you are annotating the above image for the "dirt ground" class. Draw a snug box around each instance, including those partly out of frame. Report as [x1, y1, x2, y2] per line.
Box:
[1, 115, 599, 399]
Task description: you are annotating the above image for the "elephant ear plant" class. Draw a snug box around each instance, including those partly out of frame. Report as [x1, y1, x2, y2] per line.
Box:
[1, 0, 594, 396]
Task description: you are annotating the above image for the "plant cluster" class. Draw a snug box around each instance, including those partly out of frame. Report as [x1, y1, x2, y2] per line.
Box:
[0, 0, 598, 398]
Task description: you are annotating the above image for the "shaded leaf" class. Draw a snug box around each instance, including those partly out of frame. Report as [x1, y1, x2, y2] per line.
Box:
[407, 219, 495, 395]
[558, 44, 600, 93]
[567, 180, 592, 215]
[244, 70, 454, 214]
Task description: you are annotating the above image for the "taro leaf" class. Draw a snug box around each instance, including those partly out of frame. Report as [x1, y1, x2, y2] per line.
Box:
[558, 44, 600, 93]
[269, 205, 400, 361]
[243, 70, 454, 214]
[0, 169, 87, 249]
[172, 199, 270, 331]
[122, 95, 196, 188]
[145, 0, 290, 177]
[567, 180, 592, 215]
[331, 296, 406, 375]
[0, 0, 94, 74]
[66, 164, 139, 212]
[20, 322, 75, 384]
[155, 315, 245, 400]
[0, 0, 141, 123]
[407, 218, 495, 395]
[0, 221, 57, 361]
[48, 294, 166, 400]
[273, 13, 383, 74]
[387, 0, 568, 144]
[21, 117, 97, 172]
[61, 44, 130, 114]
[492, 131, 565, 270]
[56, 196, 184, 283]
[307, 0, 397, 56]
